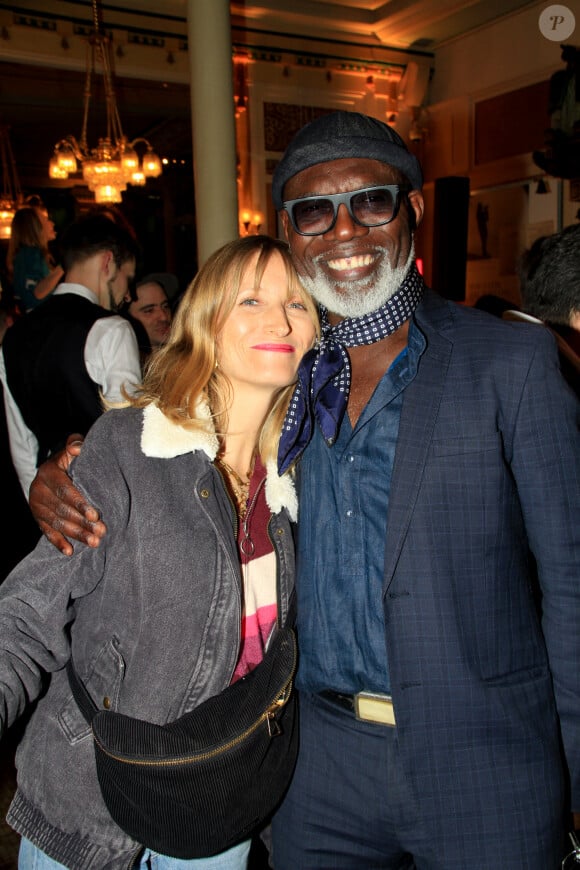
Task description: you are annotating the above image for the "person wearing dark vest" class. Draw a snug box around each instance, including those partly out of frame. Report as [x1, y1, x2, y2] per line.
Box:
[0, 214, 141, 499]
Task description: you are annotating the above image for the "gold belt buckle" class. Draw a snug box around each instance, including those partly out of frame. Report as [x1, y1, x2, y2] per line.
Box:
[354, 691, 396, 727]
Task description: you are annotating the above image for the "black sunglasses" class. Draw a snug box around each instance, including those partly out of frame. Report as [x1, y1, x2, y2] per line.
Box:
[283, 184, 410, 236]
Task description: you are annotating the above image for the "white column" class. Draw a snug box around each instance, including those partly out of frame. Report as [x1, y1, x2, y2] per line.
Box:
[186, 0, 239, 264]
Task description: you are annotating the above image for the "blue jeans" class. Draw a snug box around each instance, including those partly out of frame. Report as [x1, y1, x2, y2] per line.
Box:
[19, 837, 251, 869]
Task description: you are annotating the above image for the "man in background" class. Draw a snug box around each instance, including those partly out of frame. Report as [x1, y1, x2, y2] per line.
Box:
[507, 223, 580, 395]
[519, 223, 580, 334]
[119, 272, 176, 366]
[0, 214, 141, 498]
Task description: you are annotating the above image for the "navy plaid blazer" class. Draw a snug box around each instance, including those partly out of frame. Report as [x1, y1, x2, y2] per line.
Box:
[373, 288, 580, 857]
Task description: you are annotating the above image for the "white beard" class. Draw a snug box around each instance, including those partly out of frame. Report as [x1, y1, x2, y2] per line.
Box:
[301, 241, 415, 319]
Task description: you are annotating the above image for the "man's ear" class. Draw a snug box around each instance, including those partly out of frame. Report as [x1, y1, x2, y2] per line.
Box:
[408, 191, 424, 230]
[101, 250, 115, 278]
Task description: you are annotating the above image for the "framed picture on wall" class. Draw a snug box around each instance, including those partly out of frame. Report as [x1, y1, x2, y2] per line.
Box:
[465, 181, 559, 307]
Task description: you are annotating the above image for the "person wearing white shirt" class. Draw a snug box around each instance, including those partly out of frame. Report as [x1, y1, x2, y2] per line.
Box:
[0, 214, 141, 499]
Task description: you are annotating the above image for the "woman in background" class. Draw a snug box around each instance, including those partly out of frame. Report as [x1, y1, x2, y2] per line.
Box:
[7, 205, 63, 312]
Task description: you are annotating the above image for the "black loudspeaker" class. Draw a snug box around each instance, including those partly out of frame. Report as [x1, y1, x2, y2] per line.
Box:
[431, 176, 470, 301]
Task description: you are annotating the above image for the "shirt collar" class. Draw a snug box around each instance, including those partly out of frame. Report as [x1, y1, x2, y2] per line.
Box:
[53, 283, 99, 305]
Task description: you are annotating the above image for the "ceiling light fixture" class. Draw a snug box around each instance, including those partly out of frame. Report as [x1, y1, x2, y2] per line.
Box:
[48, 0, 162, 204]
[239, 208, 263, 235]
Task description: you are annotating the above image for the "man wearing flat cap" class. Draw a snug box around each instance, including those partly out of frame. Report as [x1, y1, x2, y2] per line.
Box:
[26, 111, 580, 868]
[269, 111, 580, 868]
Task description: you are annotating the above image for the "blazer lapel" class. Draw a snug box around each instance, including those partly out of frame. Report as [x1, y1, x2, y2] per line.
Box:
[383, 293, 453, 593]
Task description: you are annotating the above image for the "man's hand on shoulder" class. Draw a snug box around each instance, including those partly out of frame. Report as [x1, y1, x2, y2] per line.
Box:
[28, 434, 107, 556]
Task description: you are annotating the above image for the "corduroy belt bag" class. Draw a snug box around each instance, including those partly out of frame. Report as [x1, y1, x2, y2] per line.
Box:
[66, 608, 298, 859]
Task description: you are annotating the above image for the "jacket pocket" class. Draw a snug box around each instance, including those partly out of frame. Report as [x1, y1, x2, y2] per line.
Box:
[431, 432, 500, 457]
[482, 663, 547, 688]
[57, 637, 125, 744]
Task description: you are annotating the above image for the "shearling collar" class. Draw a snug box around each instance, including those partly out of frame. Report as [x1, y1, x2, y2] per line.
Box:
[140, 402, 298, 520]
[141, 400, 219, 461]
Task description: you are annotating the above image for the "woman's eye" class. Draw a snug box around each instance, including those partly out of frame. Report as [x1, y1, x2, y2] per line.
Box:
[288, 300, 307, 310]
[240, 297, 259, 306]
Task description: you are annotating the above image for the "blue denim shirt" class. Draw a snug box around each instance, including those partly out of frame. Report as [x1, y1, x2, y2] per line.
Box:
[295, 320, 425, 695]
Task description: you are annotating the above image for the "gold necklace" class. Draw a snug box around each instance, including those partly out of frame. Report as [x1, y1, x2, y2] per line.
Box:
[216, 454, 255, 518]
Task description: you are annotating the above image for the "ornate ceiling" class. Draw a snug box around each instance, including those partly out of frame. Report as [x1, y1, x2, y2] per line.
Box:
[234, 0, 538, 49]
[126, 0, 537, 51]
[0, 0, 540, 194]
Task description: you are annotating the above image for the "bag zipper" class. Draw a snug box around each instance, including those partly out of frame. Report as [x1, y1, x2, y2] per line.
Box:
[93, 650, 296, 768]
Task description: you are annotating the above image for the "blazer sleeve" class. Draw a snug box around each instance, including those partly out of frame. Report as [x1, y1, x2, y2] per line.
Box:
[507, 329, 580, 808]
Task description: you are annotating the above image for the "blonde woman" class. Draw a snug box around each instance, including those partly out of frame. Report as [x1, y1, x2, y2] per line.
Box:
[7, 205, 64, 312]
[0, 234, 318, 870]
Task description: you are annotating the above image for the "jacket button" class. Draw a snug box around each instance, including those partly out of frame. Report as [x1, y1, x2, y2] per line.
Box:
[200, 489, 210, 499]
[103, 696, 111, 709]
[276, 528, 284, 536]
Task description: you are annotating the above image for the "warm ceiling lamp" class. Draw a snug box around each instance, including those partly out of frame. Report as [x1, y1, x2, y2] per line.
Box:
[48, 0, 162, 203]
[0, 125, 22, 240]
[239, 208, 263, 235]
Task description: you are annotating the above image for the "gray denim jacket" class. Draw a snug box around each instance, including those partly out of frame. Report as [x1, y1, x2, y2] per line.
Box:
[0, 402, 297, 869]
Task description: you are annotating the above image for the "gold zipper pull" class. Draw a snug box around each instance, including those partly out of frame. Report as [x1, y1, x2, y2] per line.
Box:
[266, 684, 292, 737]
[267, 712, 282, 737]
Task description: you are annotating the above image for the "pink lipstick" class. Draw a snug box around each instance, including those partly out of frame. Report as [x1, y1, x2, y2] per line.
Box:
[251, 343, 294, 352]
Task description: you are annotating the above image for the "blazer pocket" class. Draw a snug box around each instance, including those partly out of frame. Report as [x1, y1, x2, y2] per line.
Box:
[482, 664, 547, 688]
[431, 432, 500, 457]
[57, 636, 125, 744]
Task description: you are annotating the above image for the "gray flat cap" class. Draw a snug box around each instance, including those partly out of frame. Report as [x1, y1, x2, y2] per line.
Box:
[272, 111, 423, 210]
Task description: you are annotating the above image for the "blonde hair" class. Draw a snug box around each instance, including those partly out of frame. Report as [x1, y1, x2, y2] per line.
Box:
[7, 207, 50, 276]
[130, 235, 319, 466]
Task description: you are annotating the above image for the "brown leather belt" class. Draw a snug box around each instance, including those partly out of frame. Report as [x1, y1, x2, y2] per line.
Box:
[319, 690, 396, 727]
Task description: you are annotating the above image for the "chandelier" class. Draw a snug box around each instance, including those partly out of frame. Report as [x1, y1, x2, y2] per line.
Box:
[48, 0, 162, 204]
[0, 125, 22, 240]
